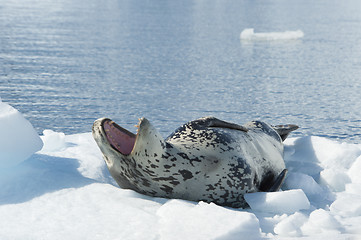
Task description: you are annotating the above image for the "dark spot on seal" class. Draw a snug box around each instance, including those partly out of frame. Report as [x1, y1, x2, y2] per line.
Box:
[153, 176, 176, 182]
[177, 152, 189, 160]
[220, 190, 229, 199]
[206, 184, 216, 191]
[178, 169, 193, 181]
[170, 180, 180, 186]
[150, 164, 158, 169]
[141, 178, 151, 187]
[160, 185, 173, 194]
[177, 152, 201, 166]
[143, 168, 156, 177]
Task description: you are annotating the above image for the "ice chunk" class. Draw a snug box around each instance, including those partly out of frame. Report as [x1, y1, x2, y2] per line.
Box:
[41, 129, 66, 152]
[244, 189, 310, 214]
[308, 136, 361, 170]
[0, 100, 43, 168]
[283, 137, 323, 178]
[274, 212, 307, 237]
[348, 156, 361, 183]
[284, 172, 325, 200]
[345, 183, 361, 195]
[301, 209, 342, 235]
[320, 168, 351, 192]
[157, 200, 261, 240]
[330, 193, 361, 217]
[240, 28, 304, 41]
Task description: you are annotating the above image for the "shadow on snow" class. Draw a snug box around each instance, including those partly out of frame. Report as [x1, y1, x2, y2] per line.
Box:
[0, 154, 96, 205]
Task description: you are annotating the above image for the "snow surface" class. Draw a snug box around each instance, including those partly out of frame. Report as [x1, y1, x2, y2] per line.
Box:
[240, 28, 304, 41]
[1, 104, 361, 239]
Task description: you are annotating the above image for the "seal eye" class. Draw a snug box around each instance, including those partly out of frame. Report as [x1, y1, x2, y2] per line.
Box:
[103, 120, 136, 155]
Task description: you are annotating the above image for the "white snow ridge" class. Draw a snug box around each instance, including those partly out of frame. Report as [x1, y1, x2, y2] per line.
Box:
[0, 104, 360, 239]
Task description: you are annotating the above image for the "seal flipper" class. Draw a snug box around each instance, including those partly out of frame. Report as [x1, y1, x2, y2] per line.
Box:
[259, 169, 288, 192]
[272, 124, 299, 141]
[195, 117, 248, 132]
[268, 169, 288, 192]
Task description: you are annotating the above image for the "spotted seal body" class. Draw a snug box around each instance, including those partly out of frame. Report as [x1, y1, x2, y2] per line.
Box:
[92, 117, 298, 208]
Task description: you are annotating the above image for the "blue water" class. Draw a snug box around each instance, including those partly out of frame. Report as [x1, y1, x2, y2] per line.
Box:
[1, 0, 361, 142]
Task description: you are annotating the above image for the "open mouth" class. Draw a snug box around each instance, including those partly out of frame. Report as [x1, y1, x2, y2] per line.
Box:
[102, 119, 137, 155]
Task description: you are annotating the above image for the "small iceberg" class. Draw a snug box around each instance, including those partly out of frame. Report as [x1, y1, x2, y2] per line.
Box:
[240, 28, 304, 41]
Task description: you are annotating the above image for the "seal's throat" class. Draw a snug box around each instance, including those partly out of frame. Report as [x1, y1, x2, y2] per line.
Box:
[103, 119, 136, 155]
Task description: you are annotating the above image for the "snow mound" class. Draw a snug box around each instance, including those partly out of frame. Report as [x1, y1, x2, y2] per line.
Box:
[0, 100, 43, 168]
[240, 28, 304, 41]
[41, 129, 66, 152]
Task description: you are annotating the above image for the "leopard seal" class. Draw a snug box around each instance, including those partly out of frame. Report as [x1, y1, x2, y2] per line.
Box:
[92, 116, 298, 208]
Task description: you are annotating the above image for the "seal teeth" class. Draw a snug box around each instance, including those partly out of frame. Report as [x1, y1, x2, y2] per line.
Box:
[135, 118, 142, 133]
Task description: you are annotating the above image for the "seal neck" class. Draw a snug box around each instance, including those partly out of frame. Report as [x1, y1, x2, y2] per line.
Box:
[131, 118, 167, 160]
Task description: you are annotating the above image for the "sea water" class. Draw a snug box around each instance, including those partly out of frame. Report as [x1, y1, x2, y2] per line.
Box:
[1, 0, 361, 142]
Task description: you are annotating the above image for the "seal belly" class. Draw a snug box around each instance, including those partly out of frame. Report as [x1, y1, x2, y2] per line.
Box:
[165, 126, 282, 207]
